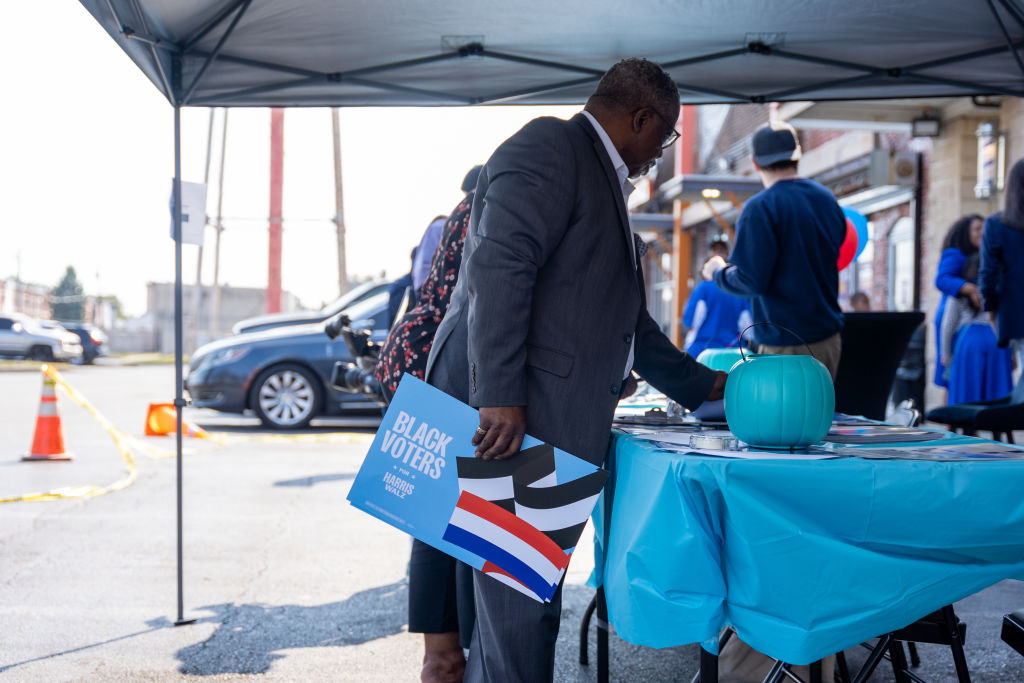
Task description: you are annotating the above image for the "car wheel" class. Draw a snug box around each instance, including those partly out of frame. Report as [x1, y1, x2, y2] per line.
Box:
[251, 363, 321, 429]
[28, 346, 54, 361]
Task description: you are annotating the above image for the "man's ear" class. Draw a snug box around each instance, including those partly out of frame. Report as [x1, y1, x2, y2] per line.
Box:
[751, 157, 761, 172]
[631, 107, 651, 134]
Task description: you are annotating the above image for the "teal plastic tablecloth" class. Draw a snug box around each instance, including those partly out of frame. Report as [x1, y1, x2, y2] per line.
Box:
[592, 433, 1024, 665]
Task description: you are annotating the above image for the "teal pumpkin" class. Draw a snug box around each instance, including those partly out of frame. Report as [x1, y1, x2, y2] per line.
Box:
[696, 347, 746, 373]
[724, 354, 834, 448]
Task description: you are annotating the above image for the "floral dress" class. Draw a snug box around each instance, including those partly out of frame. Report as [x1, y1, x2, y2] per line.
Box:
[374, 190, 474, 398]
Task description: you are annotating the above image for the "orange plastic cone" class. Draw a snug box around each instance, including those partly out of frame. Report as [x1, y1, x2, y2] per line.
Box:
[144, 402, 177, 436]
[23, 369, 72, 461]
[144, 402, 209, 439]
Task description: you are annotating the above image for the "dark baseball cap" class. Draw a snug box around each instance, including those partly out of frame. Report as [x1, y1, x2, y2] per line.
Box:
[751, 122, 802, 167]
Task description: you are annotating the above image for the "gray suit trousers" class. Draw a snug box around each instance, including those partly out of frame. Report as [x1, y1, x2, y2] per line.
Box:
[464, 569, 563, 682]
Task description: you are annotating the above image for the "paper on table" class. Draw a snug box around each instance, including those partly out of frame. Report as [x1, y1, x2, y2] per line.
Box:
[672, 445, 840, 460]
[635, 431, 841, 460]
[631, 430, 730, 445]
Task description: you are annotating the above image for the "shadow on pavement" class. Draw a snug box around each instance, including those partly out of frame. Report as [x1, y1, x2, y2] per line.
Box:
[0, 623, 172, 674]
[274, 473, 356, 487]
[175, 580, 408, 675]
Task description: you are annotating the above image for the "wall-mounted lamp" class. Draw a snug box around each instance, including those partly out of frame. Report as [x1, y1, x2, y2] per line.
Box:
[910, 116, 941, 137]
[701, 188, 722, 199]
[974, 122, 1006, 199]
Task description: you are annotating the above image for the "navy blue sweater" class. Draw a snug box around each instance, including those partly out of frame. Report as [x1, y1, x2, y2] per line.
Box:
[980, 212, 1024, 346]
[715, 177, 845, 346]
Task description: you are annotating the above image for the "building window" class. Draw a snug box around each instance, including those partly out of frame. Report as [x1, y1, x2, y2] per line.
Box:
[888, 217, 915, 311]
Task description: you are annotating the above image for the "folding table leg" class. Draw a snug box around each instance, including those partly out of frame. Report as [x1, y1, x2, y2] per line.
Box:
[699, 645, 718, 683]
[853, 634, 893, 683]
[907, 641, 921, 667]
[835, 650, 852, 683]
[888, 639, 912, 683]
[941, 605, 972, 683]
[597, 586, 609, 683]
[579, 593, 597, 665]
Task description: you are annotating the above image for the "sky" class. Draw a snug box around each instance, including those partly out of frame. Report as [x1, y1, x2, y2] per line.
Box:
[1, 4, 577, 316]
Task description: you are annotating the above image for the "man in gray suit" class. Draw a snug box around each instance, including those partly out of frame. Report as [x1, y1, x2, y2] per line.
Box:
[425, 58, 727, 682]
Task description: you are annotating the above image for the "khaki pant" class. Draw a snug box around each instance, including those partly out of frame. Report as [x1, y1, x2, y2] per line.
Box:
[719, 631, 835, 683]
[758, 332, 841, 382]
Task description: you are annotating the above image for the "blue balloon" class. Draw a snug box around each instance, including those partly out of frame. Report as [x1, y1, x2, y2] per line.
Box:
[842, 207, 870, 261]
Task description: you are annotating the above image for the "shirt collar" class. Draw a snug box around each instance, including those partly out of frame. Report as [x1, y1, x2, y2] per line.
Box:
[581, 111, 634, 200]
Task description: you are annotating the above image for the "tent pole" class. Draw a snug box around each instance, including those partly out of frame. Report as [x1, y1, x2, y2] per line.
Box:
[173, 103, 195, 627]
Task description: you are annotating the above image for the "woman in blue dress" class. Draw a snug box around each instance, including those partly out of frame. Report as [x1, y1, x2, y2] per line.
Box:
[941, 254, 1013, 403]
[933, 214, 984, 392]
[980, 157, 1024, 380]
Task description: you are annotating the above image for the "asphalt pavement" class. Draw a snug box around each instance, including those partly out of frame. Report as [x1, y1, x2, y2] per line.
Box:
[1, 363, 1023, 682]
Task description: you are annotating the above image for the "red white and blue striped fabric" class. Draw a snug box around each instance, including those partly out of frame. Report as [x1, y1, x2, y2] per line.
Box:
[442, 490, 569, 601]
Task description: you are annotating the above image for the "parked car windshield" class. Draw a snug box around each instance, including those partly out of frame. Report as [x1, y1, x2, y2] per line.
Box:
[318, 280, 388, 317]
[335, 292, 390, 331]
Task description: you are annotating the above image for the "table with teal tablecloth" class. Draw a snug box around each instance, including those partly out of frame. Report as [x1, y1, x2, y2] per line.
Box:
[591, 431, 1024, 666]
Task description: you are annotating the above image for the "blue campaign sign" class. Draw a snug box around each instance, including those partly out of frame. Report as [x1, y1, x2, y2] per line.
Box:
[347, 374, 607, 602]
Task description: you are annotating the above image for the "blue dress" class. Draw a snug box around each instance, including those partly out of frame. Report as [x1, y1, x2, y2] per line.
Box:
[948, 323, 1013, 404]
[933, 247, 968, 387]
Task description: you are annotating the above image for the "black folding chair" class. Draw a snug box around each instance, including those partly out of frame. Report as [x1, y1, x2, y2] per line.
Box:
[1001, 609, 1024, 657]
[840, 606, 970, 683]
[926, 375, 1024, 444]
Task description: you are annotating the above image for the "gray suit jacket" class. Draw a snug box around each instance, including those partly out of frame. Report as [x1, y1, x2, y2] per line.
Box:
[426, 113, 715, 465]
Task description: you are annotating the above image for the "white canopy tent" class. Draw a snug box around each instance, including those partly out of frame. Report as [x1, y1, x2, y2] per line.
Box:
[78, 0, 1024, 624]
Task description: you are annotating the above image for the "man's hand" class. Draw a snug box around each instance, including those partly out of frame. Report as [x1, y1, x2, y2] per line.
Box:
[705, 370, 728, 401]
[473, 406, 526, 461]
[619, 374, 639, 399]
[701, 255, 727, 282]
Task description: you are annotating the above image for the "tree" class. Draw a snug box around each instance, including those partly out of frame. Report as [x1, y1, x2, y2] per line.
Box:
[51, 266, 84, 321]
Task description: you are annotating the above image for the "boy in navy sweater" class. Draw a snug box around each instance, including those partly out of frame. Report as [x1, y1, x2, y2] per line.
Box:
[705, 121, 846, 379]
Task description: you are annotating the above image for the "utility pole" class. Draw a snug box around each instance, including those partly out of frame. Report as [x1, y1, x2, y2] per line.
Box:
[190, 109, 216, 352]
[267, 108, 284, 314]
[331, 108, 349, 296]
[210, 110, 228, 337]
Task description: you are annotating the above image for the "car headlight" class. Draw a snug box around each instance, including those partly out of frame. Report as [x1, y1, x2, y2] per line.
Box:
[209, 347, 250, 365]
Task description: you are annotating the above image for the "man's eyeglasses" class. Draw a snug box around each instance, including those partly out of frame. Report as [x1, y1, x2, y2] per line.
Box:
[644, 107, 681, 149]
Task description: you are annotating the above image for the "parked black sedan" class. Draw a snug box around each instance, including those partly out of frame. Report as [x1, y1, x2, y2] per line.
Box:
[186, 292, 389, 428]
[61, 322, 109, 364]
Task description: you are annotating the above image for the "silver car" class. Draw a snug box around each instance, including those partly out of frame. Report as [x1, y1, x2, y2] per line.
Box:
[0, 314, 83, 362]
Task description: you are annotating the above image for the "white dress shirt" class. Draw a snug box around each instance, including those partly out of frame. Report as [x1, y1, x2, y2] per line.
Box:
[581, 111, 637, 379]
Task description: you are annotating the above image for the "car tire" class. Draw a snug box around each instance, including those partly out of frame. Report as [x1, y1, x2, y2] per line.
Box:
[28, 346, 54, 362]
[251, 363, 322, 429]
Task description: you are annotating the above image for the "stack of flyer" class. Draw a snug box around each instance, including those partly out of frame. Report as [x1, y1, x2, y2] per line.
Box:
[347, 375, 608, 603]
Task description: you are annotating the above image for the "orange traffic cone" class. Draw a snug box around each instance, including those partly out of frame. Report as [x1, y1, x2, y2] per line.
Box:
[144, 402, 209, 438]
[23, 369, 72, 461]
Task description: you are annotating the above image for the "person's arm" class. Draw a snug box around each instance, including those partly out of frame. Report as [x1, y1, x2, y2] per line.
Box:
[934, 248, 978, 303]
[979, 218, 1001, 313]
[714, 204, 778, 298]
[465, 120, 575, 459]
[632, 307, 722, 408]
